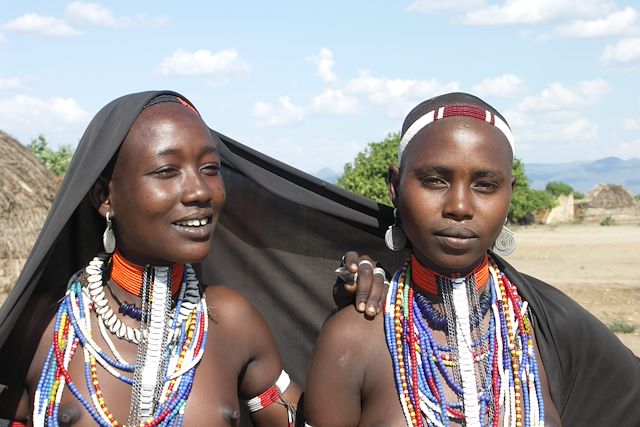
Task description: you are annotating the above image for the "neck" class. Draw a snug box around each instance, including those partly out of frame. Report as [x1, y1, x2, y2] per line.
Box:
[411, 253, 489, 296]
[110, 249, 184, 297]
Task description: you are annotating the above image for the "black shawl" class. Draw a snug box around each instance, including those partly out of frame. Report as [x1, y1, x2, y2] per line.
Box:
[1, 90, 638, 426]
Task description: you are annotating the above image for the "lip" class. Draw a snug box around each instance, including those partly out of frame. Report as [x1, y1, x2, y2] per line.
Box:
[434, 227, 478, 251]
[172, 210, 215, 240]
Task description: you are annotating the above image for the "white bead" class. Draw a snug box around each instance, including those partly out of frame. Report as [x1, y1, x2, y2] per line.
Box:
[95, 304, 110, 315]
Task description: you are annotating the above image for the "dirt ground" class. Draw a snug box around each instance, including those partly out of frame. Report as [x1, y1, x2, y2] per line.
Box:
[507, 223, 640, 356]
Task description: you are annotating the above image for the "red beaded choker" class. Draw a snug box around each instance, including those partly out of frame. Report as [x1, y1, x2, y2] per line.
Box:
[110, 250, 184, 297]
[411, 254, 489, 297]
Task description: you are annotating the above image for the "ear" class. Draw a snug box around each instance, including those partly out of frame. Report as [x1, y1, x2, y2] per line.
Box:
[89, 176, 112, 218]
[387, 165, 400, 207]
[511, 176, 517, 191]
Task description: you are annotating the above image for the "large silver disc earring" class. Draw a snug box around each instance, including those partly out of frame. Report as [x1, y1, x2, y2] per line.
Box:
[385, 208, 407, 251]
[493, 226, 516, 257]
[103, 211, 116, 254]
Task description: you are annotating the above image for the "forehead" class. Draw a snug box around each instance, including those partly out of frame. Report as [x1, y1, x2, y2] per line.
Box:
[402, 116, 513, 170]
[120, 102, 214, 154]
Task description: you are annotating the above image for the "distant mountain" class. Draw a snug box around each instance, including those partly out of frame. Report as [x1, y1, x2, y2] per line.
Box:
[526, 157, 640, 195]
[314, 167, 340, 184]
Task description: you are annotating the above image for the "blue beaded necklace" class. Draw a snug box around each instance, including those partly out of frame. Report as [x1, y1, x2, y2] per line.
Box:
[32, 254, 208, 427]
[383, 255, 545, 427]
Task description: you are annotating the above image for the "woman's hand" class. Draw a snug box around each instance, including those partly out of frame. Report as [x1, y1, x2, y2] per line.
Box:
[333, 251, 389, 318]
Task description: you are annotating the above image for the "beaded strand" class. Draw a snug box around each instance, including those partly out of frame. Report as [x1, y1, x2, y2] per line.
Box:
[384, 255, 545, 427]
[33, 254, 208, 427]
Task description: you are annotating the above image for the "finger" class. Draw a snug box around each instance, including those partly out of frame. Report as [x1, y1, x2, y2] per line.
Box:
[355, 258, 375, 312]
[343, 251, 361, 273]
[334, 266, 355, 283]
[333, 279, 355, 309]
[377, 280, 390, 314]
[364, 267, 387, 317]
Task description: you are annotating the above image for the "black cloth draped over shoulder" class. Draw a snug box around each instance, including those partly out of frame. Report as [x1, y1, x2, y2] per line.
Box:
[0, 90, 638, 426]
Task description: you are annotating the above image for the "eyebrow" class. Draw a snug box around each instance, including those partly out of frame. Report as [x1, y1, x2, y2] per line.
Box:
[412, 165, 505, 179]
[155, 144, 219, 158]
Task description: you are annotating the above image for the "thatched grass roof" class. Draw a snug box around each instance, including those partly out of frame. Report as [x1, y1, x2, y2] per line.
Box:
[584, 183, 636, 209]
[0, 130, 56, 303]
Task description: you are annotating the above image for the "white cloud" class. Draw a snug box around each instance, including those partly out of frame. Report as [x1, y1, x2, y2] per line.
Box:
[2, 13, 80, 37]
[600, 37, 640, 65]
[607, 137, 640, 158]
[510, 110, 599, 145]
[252, 97, 304, 127]
[0, 33, 5, 43]
[0, 95, 90, 144]
[156, 48, 250, 77]
[623, 118, 640, 130]
[0, 77, 26, 90]
[471, 74, 525, 98]
[309, 89, 358, 115]
[464, 0, 615, 26]
[65, 2, 168, 28]
[309, 48, 337, 83]
[516, 79, 611, 112]
[248, 135, 364, 175]
[556, 7, 640, 38]
[345, 70, 459, 117]
[66, 2, 121, 27]
[407, 0, 483, 13]
[506, 80, 613, 158]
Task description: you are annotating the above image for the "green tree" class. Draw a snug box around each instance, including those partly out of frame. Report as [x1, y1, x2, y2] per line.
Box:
[509, 159, 556, 223]
[545, 181, 584, 199]
[545, 181, 574, 198]
[27, 134, 74, 176]
[336, 134, 555, 223]
[336, 132, 399, 205]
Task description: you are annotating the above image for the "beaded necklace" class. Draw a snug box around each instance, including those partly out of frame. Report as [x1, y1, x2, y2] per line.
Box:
[383, 255, 545, 427]
[111, 249, 184, 297]
[33, 253, 208, 427]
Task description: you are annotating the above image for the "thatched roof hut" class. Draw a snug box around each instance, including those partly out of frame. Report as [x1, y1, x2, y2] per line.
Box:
[0, 131, 56, 303]
[584, 183, 636, 208]
[575, 183, 640, 223]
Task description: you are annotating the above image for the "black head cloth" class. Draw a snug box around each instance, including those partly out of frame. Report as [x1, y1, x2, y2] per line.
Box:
[0, 90, 405, 419]
[0, 90, 213, 412]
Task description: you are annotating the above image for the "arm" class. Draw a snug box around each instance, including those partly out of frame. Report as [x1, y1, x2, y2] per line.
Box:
[205, 286, 302, 427]
[304, 308, 368, 427]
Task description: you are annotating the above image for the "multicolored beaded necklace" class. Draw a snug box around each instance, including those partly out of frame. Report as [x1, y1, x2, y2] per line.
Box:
[33, 252, 208, 427]
[383, 254, 545, 427]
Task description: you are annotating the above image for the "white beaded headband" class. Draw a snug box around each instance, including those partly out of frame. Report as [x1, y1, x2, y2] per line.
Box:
[398, 104, 515, 162]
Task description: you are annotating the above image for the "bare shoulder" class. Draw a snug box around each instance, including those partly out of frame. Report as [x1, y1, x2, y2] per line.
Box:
[203, 285, 260, 324]
[202, 285, 275, 352]
[311, 306, 384, 371]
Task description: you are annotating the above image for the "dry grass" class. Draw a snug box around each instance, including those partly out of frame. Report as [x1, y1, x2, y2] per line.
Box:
[0, 131, 57, 299]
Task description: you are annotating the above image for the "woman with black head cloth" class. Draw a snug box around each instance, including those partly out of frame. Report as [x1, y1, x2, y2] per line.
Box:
[0, 91, 310, 426]
[0, 90, 388, 427]
[305, 92, 640, 426]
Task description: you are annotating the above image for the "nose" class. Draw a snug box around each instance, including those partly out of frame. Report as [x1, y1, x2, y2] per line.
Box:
[182, 168, 213, 205]
[443, 183, 473, 221]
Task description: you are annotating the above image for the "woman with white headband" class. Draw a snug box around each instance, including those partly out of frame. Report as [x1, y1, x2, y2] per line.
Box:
[305, 92, 640, 426]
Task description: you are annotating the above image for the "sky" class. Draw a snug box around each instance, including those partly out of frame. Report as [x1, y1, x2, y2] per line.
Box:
[1, 0, 640, 176]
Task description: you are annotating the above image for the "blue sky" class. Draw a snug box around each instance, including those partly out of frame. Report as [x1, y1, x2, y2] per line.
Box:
[1, 1, 639, 175]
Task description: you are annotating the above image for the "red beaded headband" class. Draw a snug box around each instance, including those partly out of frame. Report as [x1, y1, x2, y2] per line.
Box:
[398, 104, 515, 162]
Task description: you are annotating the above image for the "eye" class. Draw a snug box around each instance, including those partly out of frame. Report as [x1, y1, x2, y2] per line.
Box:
[474, 181, 500, 193]
[151, 166, 179, 178]
[420, 176, 448, 188]
[201, 163, 220, 176]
